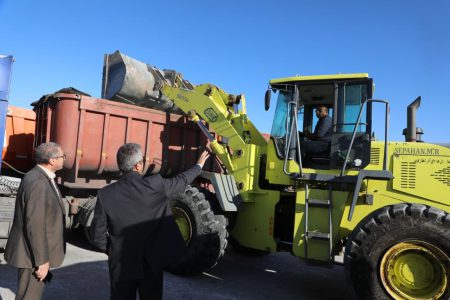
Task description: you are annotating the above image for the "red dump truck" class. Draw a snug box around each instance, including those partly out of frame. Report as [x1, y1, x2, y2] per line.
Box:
[0, 88, 229, 273]
[0, 105, 35, 248]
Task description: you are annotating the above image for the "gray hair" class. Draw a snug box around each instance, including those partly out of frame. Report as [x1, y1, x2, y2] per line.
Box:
[117, 143, 143, 173]
[35, 142, 62, 164]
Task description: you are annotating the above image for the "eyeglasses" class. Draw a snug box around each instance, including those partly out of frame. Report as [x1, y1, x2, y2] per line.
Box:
[53, 154, 66, 160]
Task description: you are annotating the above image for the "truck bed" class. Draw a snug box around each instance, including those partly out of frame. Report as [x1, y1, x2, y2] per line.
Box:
[33, 90, 222, 189]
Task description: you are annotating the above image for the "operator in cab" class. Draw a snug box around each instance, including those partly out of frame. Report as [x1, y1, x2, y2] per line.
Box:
[301, 105, 332, 159]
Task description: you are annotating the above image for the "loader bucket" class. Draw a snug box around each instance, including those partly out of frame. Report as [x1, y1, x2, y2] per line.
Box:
[102, 51, 193, 113]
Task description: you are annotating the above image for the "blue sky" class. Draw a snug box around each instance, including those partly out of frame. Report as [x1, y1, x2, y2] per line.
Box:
[1, 0, 449, 142]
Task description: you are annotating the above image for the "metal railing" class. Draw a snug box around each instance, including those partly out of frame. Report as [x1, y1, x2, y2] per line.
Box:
[283, 87, 303, 177]
[340, 99, 390, 177]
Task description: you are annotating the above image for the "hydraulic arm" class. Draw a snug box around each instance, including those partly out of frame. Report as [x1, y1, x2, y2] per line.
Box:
[102, 51, 267, 193]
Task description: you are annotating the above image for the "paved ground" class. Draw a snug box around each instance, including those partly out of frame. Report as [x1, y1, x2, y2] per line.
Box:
[0, 231, 355, 299]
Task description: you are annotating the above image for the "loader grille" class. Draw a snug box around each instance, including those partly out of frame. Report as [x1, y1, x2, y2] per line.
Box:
[431, 166, 450, 187]
[400, 162, 416, 189]
[370, 148, 380, 165]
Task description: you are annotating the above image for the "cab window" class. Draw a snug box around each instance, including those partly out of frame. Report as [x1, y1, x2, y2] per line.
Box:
[336, 84, 368, 133]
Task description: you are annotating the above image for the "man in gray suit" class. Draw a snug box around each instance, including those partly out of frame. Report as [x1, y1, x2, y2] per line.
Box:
[5, 142, 66, 300]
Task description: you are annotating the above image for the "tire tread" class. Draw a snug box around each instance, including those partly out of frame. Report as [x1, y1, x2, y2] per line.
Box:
[169, 186, 228, 275]
[345, 203, 450, 299]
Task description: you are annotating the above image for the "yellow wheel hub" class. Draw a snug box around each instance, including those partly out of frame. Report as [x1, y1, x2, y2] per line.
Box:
[380, 240, 450, 299]
[172, 207, 192, 246]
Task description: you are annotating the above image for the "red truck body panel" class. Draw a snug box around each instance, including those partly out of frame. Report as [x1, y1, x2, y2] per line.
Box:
[2, 105, 35, 173]
[33, 92, 221, 188]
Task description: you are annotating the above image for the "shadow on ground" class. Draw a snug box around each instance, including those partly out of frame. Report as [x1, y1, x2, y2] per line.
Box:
[64, 227, 102, 252]
[166, 247, 355, 300]
[0, 260, 109, 300]
[1, 234, 355, 300]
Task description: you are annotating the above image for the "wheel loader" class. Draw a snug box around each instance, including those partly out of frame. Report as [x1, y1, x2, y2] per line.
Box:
[101, 51, 450, 299]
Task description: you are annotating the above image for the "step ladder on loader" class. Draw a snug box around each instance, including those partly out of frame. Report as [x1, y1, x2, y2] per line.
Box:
[304, 183, 333, 262]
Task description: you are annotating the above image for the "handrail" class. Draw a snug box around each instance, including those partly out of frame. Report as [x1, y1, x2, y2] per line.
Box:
[283, 86, 303, 177]
[282, 102, 293, 176]
[294, 103, 303, 176]
[339, 99, 390, 177]
[334, 122, 369, 127]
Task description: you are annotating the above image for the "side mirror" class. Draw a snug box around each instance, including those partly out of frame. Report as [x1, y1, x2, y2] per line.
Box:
[264, 89, 271, 111]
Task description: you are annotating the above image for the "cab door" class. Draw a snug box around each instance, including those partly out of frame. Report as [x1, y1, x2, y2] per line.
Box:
[330, 79, 373, 169]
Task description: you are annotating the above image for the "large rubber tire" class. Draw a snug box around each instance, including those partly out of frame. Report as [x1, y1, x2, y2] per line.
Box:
[345, 203, 450, 300]
[168, 186, 228, 275]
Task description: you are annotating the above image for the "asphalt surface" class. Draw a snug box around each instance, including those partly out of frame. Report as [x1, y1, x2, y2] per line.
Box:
[0, 231, 355, 299]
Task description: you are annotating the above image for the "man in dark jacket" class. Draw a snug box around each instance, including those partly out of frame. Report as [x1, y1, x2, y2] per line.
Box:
[5, 142, 66, 300]
[301, 105, 332, 159]
[89, 143, 209, 300]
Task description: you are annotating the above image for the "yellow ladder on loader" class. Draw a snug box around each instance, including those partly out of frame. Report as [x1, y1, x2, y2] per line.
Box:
[304, 183, 333, 261]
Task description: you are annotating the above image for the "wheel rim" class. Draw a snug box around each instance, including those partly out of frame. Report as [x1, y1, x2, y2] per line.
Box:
[380, 240, 450, 299]
[172, 207, 192, 246]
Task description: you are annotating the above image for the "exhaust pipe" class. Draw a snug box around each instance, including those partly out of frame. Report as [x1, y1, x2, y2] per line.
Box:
[403, 96, 423, 142]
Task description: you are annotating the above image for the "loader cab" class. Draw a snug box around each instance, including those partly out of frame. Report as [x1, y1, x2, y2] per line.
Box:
[269, 74, 373, 170]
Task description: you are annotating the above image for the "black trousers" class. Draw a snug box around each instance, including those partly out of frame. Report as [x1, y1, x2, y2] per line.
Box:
[110, 266, 163, 300]
[16, 268, 46, 300]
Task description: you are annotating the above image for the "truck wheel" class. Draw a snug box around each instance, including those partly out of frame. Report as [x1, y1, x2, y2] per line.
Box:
[345, 204, 450, 300]
[169, 186, 228, 275]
